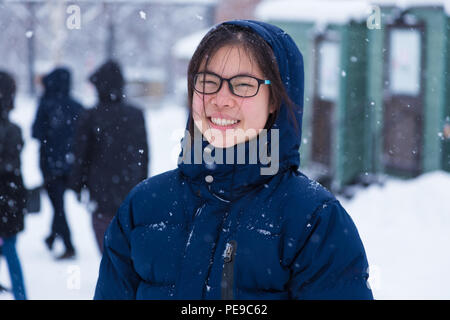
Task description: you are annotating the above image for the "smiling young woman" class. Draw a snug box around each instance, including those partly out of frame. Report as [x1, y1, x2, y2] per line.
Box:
[187, 24, 299, 149]
[94, 21, 373, 300]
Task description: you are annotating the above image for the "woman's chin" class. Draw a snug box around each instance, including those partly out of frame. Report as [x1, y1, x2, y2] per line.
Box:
[206, 131, 261, 149]
[207, 137, 237, 149]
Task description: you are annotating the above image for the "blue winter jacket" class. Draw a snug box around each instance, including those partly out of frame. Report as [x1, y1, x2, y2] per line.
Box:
[94, 20, 373, 300]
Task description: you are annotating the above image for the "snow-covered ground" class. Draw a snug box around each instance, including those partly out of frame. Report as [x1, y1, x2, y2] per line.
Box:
[339, 171, 450, 299]
[1, 94, 449, 300]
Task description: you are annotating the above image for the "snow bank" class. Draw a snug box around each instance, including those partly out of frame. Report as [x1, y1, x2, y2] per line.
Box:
[146, 102, 187, 176]
[339, 171, 450, 299]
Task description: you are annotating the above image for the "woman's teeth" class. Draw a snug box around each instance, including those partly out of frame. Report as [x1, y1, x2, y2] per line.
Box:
[210, 117, 239, 126]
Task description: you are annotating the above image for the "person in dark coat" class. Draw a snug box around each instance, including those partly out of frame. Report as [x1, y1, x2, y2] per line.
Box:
[69, 60, 149, 254]
[94, 21, 373, 300]
[0, 71, 27, 300]
[32, 67, 83, 260]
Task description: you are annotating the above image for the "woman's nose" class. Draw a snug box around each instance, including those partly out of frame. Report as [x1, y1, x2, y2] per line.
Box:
[212, 82, 235, 107]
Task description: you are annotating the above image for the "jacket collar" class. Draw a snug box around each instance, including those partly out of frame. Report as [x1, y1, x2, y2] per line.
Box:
[177, 126, 297, 202]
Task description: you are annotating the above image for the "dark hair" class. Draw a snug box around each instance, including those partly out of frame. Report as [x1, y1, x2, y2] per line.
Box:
[186, 23, 299, 139]
[0, 71, 16, 120]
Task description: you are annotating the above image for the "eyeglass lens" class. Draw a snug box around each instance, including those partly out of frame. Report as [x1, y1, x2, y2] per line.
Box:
[194, 73, 260, 97]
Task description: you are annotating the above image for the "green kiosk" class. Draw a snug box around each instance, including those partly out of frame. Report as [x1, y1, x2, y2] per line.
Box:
[256, 0, 450, 193]
[256, 0, 373, 192]
[366, 3, 450, 179]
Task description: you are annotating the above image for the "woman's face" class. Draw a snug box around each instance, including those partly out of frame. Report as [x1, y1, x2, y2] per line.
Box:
[192, 45, 274, 148]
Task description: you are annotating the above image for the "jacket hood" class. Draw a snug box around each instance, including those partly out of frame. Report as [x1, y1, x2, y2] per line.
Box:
[89, 60, 124, 103]
[225, 20, 305, 167]
[178, 20, 304, 201]
[42, 68, 71, 97]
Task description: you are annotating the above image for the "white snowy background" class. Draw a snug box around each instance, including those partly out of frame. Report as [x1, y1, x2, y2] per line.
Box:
[1, 0, 450, 300]
[1, 93, 449, 300]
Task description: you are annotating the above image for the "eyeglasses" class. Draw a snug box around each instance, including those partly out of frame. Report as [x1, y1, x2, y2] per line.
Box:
[193, 72, 271, 98]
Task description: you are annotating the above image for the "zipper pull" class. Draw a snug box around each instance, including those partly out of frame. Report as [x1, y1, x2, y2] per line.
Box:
[221, 240, 237, 300]
[223, 241, 235, 263]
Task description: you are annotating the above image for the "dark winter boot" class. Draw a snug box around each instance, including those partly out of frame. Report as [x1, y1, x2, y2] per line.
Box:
[0, 283, 10, 293]
[44, 234, 55, 251]
[56, 248, 76, 260]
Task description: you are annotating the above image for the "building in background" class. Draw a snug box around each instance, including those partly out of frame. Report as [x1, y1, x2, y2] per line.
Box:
[255, 0, 450, 193]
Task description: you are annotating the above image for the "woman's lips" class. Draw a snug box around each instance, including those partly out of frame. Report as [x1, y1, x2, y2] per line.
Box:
[207, 117, 240, 130]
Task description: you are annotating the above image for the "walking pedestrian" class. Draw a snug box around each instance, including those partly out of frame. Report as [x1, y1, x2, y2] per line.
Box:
[0, 71, 27, 300]
[70, 60, 149, 254]
[32, 67, 83, 260]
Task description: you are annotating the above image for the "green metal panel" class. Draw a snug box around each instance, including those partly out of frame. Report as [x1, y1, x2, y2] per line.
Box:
[366, 7, 401, 177]
[263, 6, 450, 186]
[335, 21, 369, 189]
[408, 7, 447, 172]
[366, 6, 448, 177]
[365, 10, 388, 176]
[266, 20, 370, 189]
[443, 16, 450, 172]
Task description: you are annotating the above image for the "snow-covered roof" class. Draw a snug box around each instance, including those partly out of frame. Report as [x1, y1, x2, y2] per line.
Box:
[255, 0, 374, 25]
[172, 28, 209, 60]
[255, 0, 450, 24]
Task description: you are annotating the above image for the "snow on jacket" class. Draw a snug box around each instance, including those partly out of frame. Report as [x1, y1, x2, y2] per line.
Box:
[32, 68, 84, 179]
[94, 20, 373, 300]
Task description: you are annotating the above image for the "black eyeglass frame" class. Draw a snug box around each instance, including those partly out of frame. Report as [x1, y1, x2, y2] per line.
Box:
[193, 71, 271, 98]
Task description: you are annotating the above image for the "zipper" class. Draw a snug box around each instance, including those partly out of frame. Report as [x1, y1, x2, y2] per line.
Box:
[221, 240, 237, 300]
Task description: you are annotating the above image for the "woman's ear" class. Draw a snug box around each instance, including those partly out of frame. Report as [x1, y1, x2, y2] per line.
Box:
[269, 102, 276, 114]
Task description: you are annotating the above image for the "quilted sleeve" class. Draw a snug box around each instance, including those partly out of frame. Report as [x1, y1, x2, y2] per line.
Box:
[94, 195, 141, 300]
[287, 200, 373, 300]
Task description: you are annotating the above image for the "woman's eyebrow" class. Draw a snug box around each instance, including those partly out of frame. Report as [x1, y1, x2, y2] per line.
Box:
[202, 69, 259, 78]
